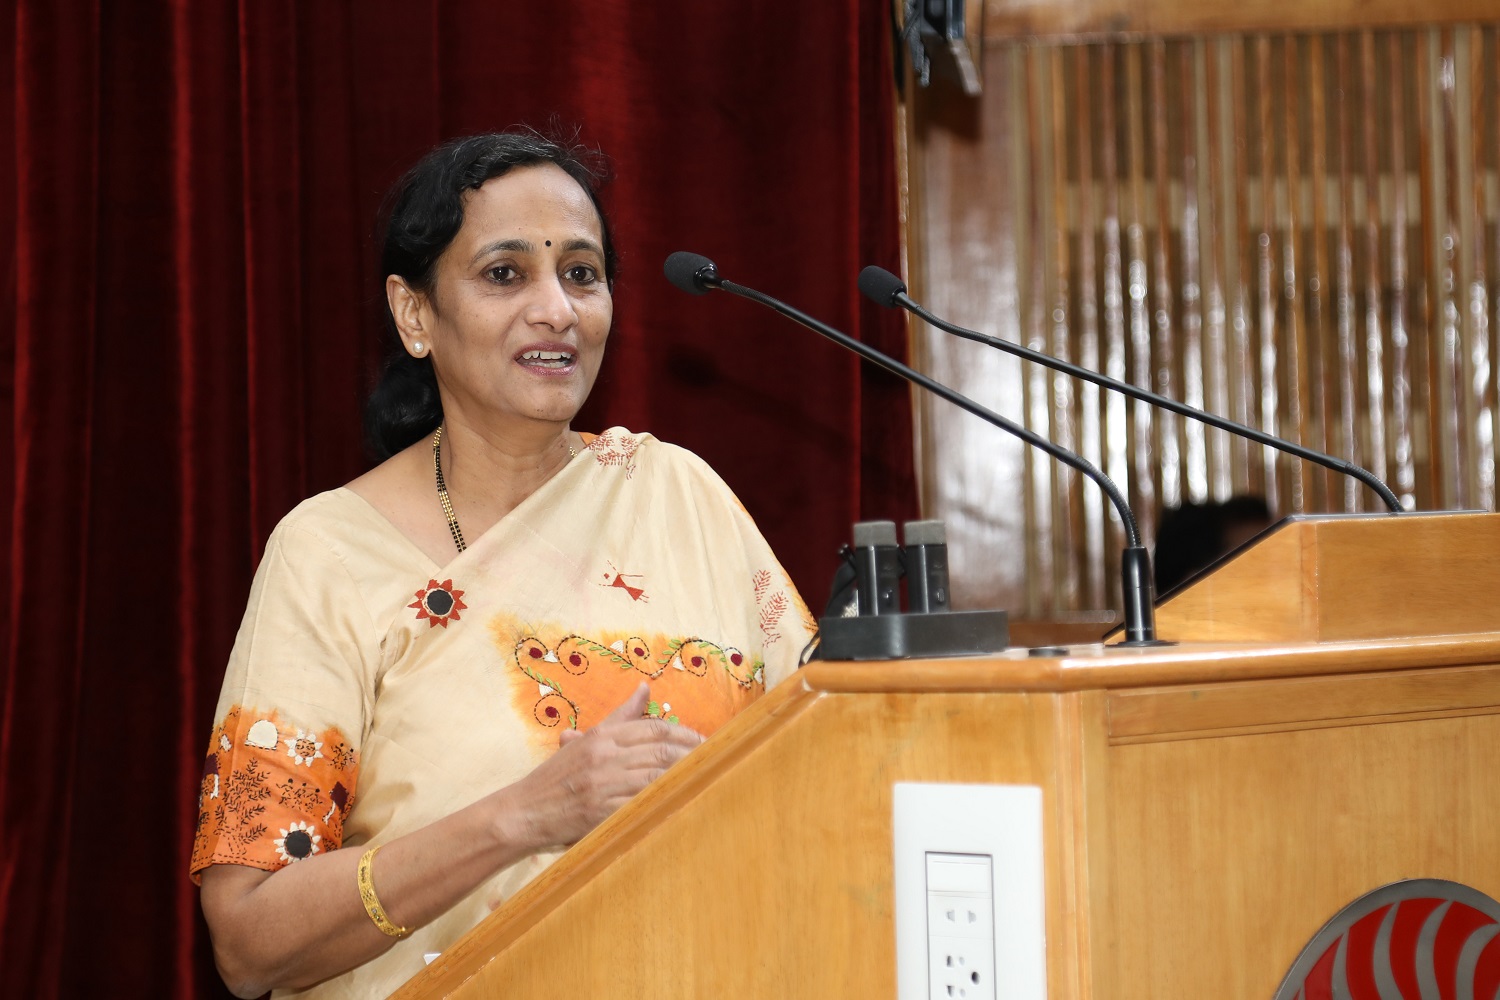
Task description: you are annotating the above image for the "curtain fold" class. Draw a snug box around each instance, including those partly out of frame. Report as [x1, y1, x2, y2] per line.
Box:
[2, 2, 914, 996]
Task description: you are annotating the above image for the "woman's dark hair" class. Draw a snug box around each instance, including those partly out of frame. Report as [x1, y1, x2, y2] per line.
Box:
[364, 129, 618, 459]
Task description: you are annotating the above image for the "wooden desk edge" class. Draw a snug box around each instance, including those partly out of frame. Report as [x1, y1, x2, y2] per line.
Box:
[800, 632, 1500, 692]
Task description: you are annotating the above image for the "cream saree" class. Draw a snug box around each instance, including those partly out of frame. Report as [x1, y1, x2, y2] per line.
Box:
[190, 429, 815, 998]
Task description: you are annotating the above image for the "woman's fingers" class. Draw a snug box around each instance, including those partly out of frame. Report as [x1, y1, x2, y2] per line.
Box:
[569, 727, 696, 780]
[598, 681, 652, 724]
[560, 684, 702, 751]
[608, 717, 704, 749]
[557, 685, 658, 746]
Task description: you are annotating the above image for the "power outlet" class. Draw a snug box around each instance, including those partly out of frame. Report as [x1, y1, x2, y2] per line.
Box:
[926, 853, 996, 1000]
[892, 783, 1046, 1000]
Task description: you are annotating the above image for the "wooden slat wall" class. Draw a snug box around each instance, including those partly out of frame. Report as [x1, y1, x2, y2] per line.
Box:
[982, 0, 1498, 39]
[905, 26, 1500, 615]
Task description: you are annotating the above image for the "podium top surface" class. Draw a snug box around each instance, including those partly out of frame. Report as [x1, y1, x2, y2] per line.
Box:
[803, 631, 1500, 693]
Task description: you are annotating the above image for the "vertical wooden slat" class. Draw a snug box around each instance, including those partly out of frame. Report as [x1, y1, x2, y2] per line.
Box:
[1445, 27, 1479, 508]
[1074, 45, 1109, 609]
[1178, 41, 1210, 503]
[1047, 46, 1081, 607]
[1202, 39, 1234, 499]
[1413, 32, 1435, 504]
[1100, 43, 1132, 546]
[1359, 31, 1390, 512]
[1491, 27, 1500, 505]
[1022, 45, 1054, 614]
[1314, 35, 1338, 512]
[1388, 31, 1418, 506]
[1417, 30, 1456, 507]
[1126, 42, 1158, 536]
[1149, 40, 1182, 511]
[1230, 38, 1259, 496]
[1281, 36, 1308, 512]
[1467, 26, 1495, 508]
[1438, 28, 1467, 506]
[1255, 35, 1282, 507]
[1332, 34, 1356, 512]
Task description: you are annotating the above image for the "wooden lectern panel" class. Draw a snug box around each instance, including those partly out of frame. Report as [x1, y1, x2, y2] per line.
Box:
[395, 675, 1081, 998]
[396, 637, 1500, 999]
[1089, 662, 1500, 998]
[1153, 511, 1500, 643]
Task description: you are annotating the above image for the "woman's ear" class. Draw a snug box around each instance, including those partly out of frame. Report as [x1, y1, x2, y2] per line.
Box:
[386, 275, 431, 357]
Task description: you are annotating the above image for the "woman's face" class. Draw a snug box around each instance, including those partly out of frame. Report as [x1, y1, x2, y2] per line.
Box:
[396, 163, 613, 432]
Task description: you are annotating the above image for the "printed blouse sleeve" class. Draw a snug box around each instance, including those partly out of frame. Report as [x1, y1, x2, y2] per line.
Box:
[190, 521, 379, 883]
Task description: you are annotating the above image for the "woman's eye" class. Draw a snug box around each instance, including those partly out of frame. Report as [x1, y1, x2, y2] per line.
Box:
[486, 265, 518, 283]
[566, 265, 598, 284]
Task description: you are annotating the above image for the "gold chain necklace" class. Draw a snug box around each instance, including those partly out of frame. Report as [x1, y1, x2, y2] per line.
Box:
[432, 426, 578, 555]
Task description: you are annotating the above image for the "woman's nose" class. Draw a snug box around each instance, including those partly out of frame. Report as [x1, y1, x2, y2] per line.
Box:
[525, 274, 578, 330]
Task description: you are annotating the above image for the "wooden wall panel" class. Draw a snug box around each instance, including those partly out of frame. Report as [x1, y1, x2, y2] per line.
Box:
[905, 25, 1500, 614]
[983, 0, 1499, 41]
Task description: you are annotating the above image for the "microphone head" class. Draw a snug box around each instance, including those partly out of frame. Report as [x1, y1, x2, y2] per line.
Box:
[664, 251, 721, 295]
[857, 265, 906, 308]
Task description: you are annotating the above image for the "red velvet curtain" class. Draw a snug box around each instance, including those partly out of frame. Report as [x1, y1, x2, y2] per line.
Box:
[1, 1, 913, 996]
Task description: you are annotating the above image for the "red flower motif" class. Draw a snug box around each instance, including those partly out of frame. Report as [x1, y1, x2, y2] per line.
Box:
[409, 578, 467, 628]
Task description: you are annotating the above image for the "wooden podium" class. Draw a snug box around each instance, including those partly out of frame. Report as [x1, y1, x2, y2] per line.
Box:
[395, 511, 1500, 999]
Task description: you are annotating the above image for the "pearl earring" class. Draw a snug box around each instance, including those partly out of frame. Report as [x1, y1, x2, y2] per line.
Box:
[413, 341, 424, 355]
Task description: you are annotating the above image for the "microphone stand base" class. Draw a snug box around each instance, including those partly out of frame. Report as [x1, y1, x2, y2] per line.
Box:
[1110, 638, 1177, 648]
[815, 609, 1010, 661]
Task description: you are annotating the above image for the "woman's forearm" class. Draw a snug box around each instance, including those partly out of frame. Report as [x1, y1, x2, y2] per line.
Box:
[199, 686, 701, 996]
[201, 782, 537, 997]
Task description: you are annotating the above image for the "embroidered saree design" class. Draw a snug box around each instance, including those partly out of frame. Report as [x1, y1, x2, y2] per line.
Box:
[498, 614, 770, 741]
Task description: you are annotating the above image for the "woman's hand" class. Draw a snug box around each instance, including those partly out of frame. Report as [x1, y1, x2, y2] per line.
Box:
[512, 682, 703, 850]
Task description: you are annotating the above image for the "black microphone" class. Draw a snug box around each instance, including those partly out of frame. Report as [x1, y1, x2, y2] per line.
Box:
[852, 520, 902, 615]
[664, 250, 1168, 646]
[663, 251, 722, 295]
[858, 265, 1404, 514]
[903, 520, 951, 613]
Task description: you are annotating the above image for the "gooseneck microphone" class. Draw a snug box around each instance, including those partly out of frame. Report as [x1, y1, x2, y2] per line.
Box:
[664, 250, 1167, 646]
[857, 265, 1404, 514]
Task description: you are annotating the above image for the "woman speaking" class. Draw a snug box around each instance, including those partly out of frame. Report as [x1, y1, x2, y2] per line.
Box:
[191, 131, 813, 998]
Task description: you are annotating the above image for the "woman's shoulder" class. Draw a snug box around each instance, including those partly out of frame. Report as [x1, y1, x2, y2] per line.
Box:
[586, 426, 739, 489]
[274, 487, 383, 540]
[585, 426, 712, 475]
[591, 425, 744, 500]
[266, 487, 420, 572]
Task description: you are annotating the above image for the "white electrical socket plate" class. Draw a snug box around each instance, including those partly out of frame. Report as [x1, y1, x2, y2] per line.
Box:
[927, 853, 996, 1000]
[893, 782, 1046, 1000]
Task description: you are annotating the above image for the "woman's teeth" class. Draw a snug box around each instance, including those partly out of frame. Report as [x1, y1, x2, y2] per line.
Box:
[519, 350, 574, 368]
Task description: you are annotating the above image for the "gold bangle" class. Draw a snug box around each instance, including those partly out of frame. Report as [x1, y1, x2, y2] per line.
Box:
[357, 845, 411, 939]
